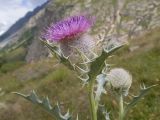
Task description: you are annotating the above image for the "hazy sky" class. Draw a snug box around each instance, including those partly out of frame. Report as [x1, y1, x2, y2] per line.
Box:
[0, 0, 47, 35]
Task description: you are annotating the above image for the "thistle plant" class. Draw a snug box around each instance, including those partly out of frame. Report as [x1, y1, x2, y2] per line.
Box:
[13, 14, 157, 120]
[13, 1, 157, 120]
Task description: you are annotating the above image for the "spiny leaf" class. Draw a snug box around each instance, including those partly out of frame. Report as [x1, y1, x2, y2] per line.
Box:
[41, 35, 125, 84]
[41, 40, 74, 70]
[70, 46, 97, 64]
[74, 63, 90, 75]
[69, 46, 97, 82]
[41, 40, 62, 57]
[95, 74, 107, 102]
[124, 84, 158, 114]
[13, 90, 72, 120]
[77, 73, 89, 83]
[104, 111, 110, 120]
[99, 105, 110, 120]
[88, 44, 125, 80]
[95, 63, 112, 102]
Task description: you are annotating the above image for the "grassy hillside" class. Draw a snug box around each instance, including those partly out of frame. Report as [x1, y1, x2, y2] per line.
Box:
[0, 28, 160, 120]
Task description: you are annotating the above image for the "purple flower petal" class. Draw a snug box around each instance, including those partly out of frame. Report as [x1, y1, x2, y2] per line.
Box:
[42, 15, 93, 42]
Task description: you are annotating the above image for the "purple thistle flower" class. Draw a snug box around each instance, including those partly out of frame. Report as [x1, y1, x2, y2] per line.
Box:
[43, 15, 93, 42]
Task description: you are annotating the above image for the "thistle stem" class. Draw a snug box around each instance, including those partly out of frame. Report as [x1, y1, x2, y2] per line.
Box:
[119, 94, 124, 120]
[88, 79, 97, 120]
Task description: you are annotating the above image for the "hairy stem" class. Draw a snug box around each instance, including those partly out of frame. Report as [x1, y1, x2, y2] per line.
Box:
[119, 94, 124, 120]
[88, 79, 97, 120]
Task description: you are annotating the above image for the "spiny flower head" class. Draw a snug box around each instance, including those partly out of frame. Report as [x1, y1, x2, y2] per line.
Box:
[107, 68, 132, 95]
[43, 15, 93, 42]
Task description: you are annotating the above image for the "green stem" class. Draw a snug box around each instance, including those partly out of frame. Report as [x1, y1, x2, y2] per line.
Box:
[88, 79, 97, 120]
[119, 94, 124, 120]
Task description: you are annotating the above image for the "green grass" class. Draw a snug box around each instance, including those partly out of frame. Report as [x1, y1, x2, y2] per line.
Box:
[0, 61, 25, 73]
[1, 47, 26, 62]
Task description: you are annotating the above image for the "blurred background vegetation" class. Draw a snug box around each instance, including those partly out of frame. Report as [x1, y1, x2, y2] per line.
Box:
[0, 0, 160, 120]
